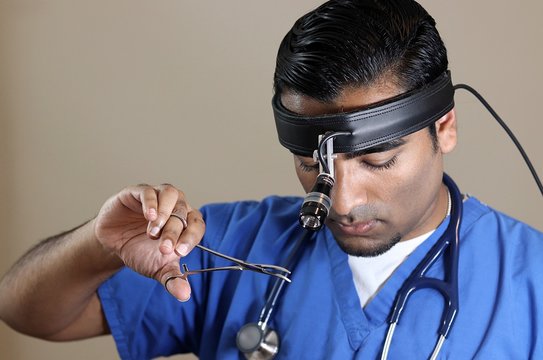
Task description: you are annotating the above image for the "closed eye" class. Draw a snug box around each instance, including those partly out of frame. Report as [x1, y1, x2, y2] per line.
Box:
[361, 155, 398, 171]
[296, 157, 319, 173]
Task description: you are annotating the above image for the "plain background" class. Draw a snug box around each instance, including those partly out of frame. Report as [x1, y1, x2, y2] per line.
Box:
[1, 1, 541, 359]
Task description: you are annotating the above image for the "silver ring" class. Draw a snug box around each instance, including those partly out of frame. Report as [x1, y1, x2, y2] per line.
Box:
[169, 213, 188, 228]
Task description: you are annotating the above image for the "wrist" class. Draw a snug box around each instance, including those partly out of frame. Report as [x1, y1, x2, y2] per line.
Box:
[83, 218, 124, 274]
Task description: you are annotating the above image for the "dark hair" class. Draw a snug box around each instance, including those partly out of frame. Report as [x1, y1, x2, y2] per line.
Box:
[273, 0, 447, 150]
[274, 0, 448, 99]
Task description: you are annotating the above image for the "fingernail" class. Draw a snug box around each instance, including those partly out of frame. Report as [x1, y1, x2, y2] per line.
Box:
[178, 294, 191, 303]
[176, 244, 190, 257]
[150, 226, 161, 236]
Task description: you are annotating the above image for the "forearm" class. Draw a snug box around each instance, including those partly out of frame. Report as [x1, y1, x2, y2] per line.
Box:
[0, 183, 203, 340]
[0, 219, 123, 339]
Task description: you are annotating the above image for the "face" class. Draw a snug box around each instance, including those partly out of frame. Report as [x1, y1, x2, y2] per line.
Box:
[281, 85, 457, 257]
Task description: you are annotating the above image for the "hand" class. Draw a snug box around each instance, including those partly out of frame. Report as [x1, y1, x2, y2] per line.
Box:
[94, 184, 205, 302]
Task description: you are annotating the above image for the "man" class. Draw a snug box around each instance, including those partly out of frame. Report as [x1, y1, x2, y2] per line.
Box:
[1, 0, 542, 359]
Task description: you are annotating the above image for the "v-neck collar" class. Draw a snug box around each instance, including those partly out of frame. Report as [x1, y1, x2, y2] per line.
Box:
[323, 216, 451, 350]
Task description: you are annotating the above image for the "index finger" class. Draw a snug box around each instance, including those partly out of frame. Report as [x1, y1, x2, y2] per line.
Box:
[138, 185, 159, 222]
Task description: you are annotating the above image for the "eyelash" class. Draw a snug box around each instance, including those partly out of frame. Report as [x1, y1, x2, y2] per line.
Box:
[298, 162, 319, 173]
[298, 155, 398, 173]
[362, 155, 398, 171]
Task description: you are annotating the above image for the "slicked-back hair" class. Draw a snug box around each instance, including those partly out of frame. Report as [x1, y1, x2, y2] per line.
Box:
[273, 0, 448, 101]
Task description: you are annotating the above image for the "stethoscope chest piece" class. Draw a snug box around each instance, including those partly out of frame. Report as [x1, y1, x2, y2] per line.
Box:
[237, 323, 279, 360]
[235, 230, 314, 359]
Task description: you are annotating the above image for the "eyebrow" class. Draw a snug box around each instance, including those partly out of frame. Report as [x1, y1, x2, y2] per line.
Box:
[344, 138, 406, 159]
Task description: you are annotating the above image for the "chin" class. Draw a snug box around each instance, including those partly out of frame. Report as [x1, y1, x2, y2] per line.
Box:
[334, 233, 402, 257]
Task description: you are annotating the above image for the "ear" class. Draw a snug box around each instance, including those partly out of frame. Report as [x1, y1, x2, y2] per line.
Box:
[435, 108, 457, 154]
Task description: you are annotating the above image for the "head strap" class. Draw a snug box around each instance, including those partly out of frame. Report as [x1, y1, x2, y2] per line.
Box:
[273, 71, 454, 156]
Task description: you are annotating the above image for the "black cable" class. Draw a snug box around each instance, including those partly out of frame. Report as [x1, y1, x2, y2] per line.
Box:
[258, 229, 313, 327]
[454, 84, 543, 197]
[265, 131, 348, 318]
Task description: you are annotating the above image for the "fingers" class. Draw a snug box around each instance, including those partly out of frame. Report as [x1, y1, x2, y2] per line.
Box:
[139, 186, 159, 222]
[159, 209, 205, 257]
[155, 185, 187, 231]
[174, 209, 205, 257]
[157, 262, 191, 302]
[126, 184, 179, 226]
[158, 214, 185, 254]
[134, 184, 189, 238]
[128, 182, 204, 255]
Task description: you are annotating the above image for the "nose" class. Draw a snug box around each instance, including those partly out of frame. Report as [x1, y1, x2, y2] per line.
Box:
[330, 161, 368, 219]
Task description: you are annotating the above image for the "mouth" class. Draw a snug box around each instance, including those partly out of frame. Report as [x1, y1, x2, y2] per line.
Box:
[327, 219, 379, 237]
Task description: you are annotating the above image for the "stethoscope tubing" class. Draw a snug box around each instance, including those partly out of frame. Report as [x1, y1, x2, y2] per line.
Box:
[236, 229, 314, 358]
[240, 174, 463, 360]
[382, 173, 462, 359]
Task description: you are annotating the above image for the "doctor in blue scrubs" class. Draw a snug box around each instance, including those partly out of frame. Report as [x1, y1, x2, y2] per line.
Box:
[1, 0, 542, 359]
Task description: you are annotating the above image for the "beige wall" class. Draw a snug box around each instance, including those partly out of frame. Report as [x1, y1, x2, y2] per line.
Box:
[1, 1, 541, 359]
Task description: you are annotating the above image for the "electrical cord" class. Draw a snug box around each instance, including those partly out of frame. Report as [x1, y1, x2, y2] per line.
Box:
[454, 84, 543, 197]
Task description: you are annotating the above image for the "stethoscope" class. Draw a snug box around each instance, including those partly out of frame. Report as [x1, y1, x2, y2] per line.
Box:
[236, 83, 543, 359]
[381, 172, 461, 360]
[235, 228, 314, 359]
[236, 133, 339, 359]
[236, 181, 462, 359]
[236, 132, 463, 359]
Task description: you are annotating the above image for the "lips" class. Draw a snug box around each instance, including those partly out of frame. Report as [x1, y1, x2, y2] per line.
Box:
[328, 219, 378, 237]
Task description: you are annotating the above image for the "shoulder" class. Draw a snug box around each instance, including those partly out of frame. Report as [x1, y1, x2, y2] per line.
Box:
[461, 196, 543, 280]
[461, 196, 543, 243]
[452, 197, 543, 358]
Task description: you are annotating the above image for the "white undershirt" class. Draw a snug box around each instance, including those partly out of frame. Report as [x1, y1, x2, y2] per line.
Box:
[348, 191, 452, 308]
[348, 230, 434, 308]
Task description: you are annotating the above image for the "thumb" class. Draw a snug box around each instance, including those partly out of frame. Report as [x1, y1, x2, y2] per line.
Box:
[157, 261, 191, 302]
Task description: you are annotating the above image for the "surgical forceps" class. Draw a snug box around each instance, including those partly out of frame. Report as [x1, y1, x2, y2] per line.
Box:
[165, 244, 292, 289]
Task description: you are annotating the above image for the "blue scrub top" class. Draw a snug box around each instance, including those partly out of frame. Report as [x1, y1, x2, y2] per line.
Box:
[98, 195, 543, 359]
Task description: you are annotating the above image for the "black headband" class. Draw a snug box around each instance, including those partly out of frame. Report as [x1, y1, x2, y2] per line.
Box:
[273, 71, 454, 156]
